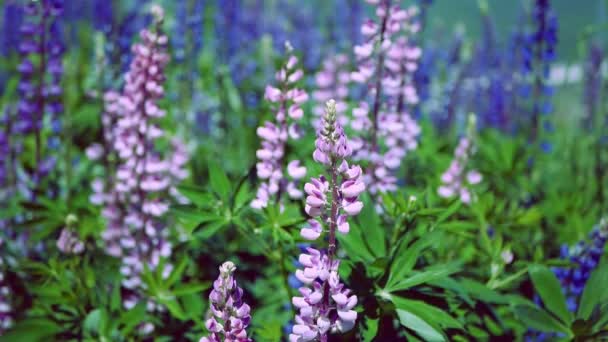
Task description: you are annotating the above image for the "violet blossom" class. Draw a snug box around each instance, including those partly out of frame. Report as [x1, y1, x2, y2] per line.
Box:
[200, 261, 252, 342]
[350, 1, 422, 195]
[87, 5, 189, 332]
[438, 114, 482, 204]
[313, 54, 350, 128]
[290, 100, 362, 342]
[252, 42, 309, 210]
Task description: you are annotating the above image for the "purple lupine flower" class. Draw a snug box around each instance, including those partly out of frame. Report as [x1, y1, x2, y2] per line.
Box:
[438, 115, 482, 204]
[56, 228, 84, 255]
[88, 6, 189, 333]
[350, 1, 422, 195]
[200, 261, 252, 342]
[313, 54, 350, 128]
[0, 237, 13, 335]
[17, 0, 64, 187]
[252, 42, 309, 210]
[291, 100, 361, 342]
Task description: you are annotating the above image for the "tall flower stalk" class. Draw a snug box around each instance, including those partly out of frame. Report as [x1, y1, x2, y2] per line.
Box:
[290, 100, 362, 342]
[350, 0, 421, 195]
[88, 5, 189, 332]
[17, 0, 64, 189]
[252, 43, 309, 210]
[200, 261, 252, 342]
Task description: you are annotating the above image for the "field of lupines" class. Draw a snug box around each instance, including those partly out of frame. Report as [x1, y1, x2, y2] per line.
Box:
[0, 0, 607, 341]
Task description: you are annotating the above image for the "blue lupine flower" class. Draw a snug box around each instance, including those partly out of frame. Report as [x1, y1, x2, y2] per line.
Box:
[17, 0, 64, 189]
[554, 220, 608, 312]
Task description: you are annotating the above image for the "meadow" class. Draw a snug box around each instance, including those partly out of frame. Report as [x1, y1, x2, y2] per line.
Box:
[0, 0, 607, 341]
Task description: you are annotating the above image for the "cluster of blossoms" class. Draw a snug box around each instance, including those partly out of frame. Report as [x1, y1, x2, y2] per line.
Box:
[519, 0, 557, 151]
[0, 237, 12, 335]
[290, 100, 361, 342]
[200, 262, 252, 342]
[437, 115, 482, 204]
[56, 214, 84, 255]
[350, 0, 422, 194]
[252, 42, 309, 210]
[312, 54, 350, 128]
[87, 5, 189, 332]
[553, 218, 607, 312]
[17, 0, 64, 185]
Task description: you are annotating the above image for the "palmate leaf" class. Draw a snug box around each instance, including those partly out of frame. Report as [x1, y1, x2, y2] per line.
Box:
[356, 194, 387, 257]
[513, 305, 571, 335]
[0, 318, 63, 342]
[385, 263, 461, 292]
[392, 296, 463, 331]
[529, 264, 572, 324]
[396, 309, 445, 342]
[176, 184, 216, 208]
[386, 232, 439, 286]
[337, 221, 375, 263]
[578, 260, 608, 320]
[360, 317, 379, 342]
[208, 161, 232, 200]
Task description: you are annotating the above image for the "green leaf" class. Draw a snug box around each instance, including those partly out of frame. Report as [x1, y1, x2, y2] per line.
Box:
[458, 278, 509, 304]
[1, 318, 62, 342]
[529, 264, 572, 324]
[513, 305, 571, 334]
[172, 282, 210, 297]
[392, 296, 463, 330]
[387, 233, 436, 286]
[83, 309, 107, 336]
[578, 261, 608, 320]
[208, 162, 231, 199]
[360, 317, 379, 342]
[396, 309, 445, 342]
[195, 219, 228, 239]
[177, 184, 216, 207]
[357, 195, 386, 257]
[119, 304, 146, 335]
[386, 263, 460, 292]
[337, 222, 375, 263]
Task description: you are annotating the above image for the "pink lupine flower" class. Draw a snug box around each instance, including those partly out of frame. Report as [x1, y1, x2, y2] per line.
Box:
[87, 6, 190, 333]
[200, 262, 252, 342]
[291, 100, 362, 342]
[312, 54, 350, 129]
[56, 221, 84, 255]
[349, 1, 422, 196]
[252, 42, 308, 210]
[438, 115, 482, 204]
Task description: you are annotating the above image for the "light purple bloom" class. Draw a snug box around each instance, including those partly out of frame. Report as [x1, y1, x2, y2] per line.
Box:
[87, 6, 190, 333]
[292, 100, 362, 341]
[253, 43, 308, 210]
[438, 115, 482, 204]
[200, 262, 252, 342]
[350, 2, 422, 196]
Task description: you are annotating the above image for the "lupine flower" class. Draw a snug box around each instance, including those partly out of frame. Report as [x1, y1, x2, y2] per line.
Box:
[552, 218, 608, 312]
[519, 0, 557, 151]
[56, 228, 84, 255]
[17, 0, 64, 186]
[291, 100, 361, 342]
[350, 1, 422, 195]
[313, 54, 350, 128]
[252, 42, 308, 210]
[88, 6, 189, 332]
[582, 42, 603, 131]
[0, 237, 13, 335]
[200, 261, 252, 342]
[438, 114, 482, 204]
